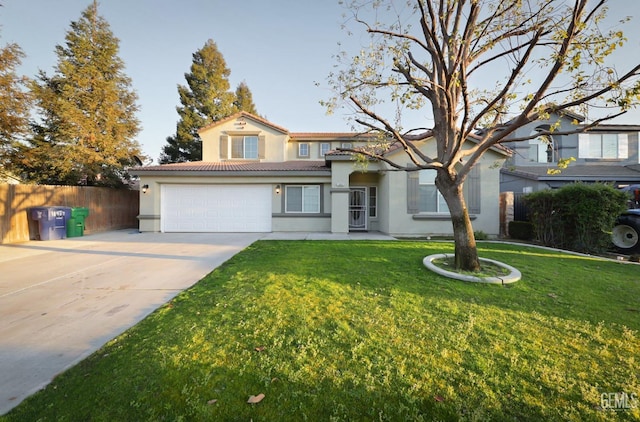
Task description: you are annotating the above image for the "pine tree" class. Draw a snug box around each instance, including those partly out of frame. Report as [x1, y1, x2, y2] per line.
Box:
[234, 81, 258, 115]
[19, 3, 141, 187]
[0, 41, 31, 179]
[159, 40, 258, 163]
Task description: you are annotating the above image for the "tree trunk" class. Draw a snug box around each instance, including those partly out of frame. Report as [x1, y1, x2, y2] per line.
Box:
[437, 173, 481, 272]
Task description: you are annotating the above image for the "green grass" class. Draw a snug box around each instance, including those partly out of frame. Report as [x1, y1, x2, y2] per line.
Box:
[3, 241, 640, 421]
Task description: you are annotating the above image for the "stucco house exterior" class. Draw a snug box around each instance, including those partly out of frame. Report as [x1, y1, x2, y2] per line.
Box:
[500, 112, 640, 193]
[131, 112, 509, 237]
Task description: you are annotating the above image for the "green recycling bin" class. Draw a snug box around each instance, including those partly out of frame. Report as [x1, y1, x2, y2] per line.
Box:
[67, 207, 90, 237]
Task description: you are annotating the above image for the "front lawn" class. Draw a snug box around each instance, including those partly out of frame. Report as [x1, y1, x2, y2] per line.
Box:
[3, 241, 639, 421]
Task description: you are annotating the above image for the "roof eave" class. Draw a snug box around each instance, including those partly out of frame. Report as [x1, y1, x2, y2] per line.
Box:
[131, 169, 331, 177]
[197, 111, 289, 135]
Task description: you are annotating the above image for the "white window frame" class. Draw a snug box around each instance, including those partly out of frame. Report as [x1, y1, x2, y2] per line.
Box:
[418, 170, 449, 213]
[320, 142, 331, 157]
[231, 135, 258, 159]
[341, 142, 352, 149]
[285, 185, 320, 213]
[369, 186, 377, 218]
[579, 133, 628, 159]
[298, 143, 310, 158]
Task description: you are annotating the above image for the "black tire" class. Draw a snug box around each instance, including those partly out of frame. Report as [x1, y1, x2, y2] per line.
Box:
[612, 215, 640, 253]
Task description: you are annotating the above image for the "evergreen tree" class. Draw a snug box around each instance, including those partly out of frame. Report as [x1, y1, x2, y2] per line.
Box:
[159, 40, 258, 163]
[234, 81, 258, 115]
[0, 40, 31, 179]
[19, 3, 141, 187]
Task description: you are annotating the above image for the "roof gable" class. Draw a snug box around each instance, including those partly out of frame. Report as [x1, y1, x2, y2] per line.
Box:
[198, 111, 289, 135]
[382, 133, 511, 159]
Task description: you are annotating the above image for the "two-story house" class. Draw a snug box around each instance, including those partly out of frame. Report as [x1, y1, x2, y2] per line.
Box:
[132, 112, 509, 237]
[500, 112, 640, 192]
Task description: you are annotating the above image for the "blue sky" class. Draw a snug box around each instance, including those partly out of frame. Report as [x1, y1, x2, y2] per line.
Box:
[1, 0, 639, 161]
[1, 0, 355, 160]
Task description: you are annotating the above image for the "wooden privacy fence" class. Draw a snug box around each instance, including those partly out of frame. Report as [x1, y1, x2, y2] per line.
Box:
[0, 184, 139, 244]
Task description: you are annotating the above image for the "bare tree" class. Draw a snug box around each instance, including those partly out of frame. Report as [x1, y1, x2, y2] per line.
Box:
[326, 0, 640, 270]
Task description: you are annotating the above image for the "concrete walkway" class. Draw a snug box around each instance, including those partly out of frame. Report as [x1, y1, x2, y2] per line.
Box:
[0, 229, 394, 415]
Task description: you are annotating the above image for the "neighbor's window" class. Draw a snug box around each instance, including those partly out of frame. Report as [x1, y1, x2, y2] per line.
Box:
[369, 186, 377, 218]
[320, 142, 331, 157]
[298, 143, 310, 158]
[231, 136, 258, 159]
[583, 133, 623, 159]
[529, 135, 555, 163]
[341, 142, 352, 149]
[285, 185, 320, 213]
[419, 170, 449, 213]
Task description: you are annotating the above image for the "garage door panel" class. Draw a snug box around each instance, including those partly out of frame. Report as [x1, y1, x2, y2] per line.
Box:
[161, 185, 271, 232]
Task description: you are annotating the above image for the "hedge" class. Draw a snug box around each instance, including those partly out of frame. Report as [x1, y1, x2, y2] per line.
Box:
[524, 183, 628, 254]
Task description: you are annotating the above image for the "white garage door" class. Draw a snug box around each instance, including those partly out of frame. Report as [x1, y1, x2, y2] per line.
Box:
[161, 185, 272, 232]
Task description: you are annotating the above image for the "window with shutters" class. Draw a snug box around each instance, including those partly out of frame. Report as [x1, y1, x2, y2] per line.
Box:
[418, 170, 449, 213]
[407, 166, 481, 215]
[231, 136, 258, 159]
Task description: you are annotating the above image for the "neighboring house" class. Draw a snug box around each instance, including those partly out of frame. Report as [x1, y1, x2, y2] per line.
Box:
[500, 112, 640, 192]
[131, 112, 509, 237]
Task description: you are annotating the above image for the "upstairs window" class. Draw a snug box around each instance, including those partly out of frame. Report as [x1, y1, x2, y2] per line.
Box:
[231, 136, 258, 159]
[298, 143, 310, 158]
[579, 133, 628, 159]
[320, 143, 331, 157]
[529, 135, 555, 163]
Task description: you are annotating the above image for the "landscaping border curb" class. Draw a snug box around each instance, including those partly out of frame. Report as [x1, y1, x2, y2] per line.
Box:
[423, 253, 522, 285]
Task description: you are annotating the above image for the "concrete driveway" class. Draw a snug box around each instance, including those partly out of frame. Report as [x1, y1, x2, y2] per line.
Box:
[0, 230, 261, 415]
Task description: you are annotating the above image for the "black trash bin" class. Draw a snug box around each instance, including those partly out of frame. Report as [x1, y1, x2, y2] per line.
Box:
[29, 206, 72, 240]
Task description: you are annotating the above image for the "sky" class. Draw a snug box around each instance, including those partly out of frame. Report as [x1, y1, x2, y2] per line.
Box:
[1, 0, 639, 162]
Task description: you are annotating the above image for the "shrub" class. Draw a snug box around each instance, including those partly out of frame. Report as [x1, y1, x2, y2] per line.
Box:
[524, 189, 559, 245]
[524, 183, 628, 254]
[474, 230, 489, 240]
[508, 221, 534, 241]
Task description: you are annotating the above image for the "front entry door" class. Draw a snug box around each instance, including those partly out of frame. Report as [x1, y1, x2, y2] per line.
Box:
[349, 187, 367, 231]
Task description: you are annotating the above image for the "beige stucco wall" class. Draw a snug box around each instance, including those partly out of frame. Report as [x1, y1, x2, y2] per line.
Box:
[380, 150, 505, 237]
[200, 116, 288, 162]
[285, 140, 370, 161]
[137, 174, 331, 232]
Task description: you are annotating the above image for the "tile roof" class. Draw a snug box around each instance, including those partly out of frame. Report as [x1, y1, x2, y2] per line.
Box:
[502, 164, 640, 180]
[290, 132, 376, 140]
[133, 160, 330, 173]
